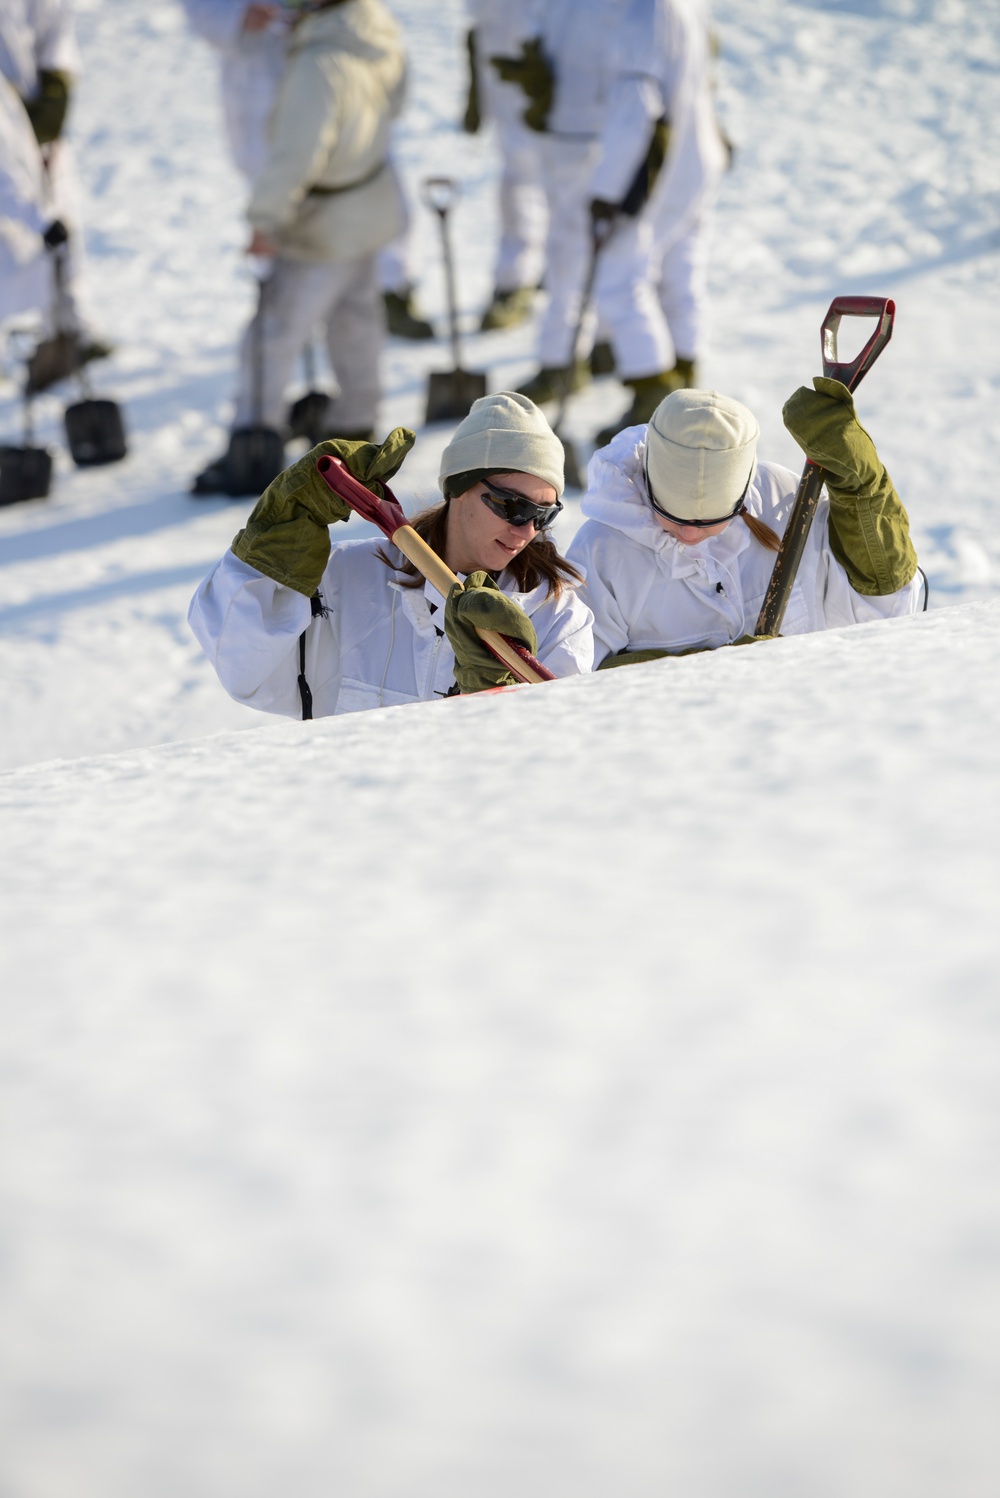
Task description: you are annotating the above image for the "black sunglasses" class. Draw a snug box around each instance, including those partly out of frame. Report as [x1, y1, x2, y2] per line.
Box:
[478, 478, 563, 531]
[645, 463, 751, 528]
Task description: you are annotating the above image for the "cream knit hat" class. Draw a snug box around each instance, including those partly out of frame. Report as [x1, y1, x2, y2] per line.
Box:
[438, 391, 565, 497]
[645, 390, 759, 522]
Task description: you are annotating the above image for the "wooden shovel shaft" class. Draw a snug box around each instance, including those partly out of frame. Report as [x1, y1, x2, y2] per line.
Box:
[754, 462, 825, 637]
[315, 455, 555, 685]
[388, 523, 555, 684]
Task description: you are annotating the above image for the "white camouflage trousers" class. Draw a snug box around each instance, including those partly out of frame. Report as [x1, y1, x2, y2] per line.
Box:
[234, 253, 382, 434]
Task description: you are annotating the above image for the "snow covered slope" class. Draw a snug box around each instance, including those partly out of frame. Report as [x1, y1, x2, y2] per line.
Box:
[0, 0, 998, 769]
[2, 603, 999, 1496]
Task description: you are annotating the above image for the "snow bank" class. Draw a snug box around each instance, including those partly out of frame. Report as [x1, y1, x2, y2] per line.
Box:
[2, 603, 998, 1496]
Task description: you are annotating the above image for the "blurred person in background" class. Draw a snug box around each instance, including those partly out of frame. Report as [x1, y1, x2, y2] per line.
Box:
[190, 392, 594, 713]
[0, 0, 111, 392]
[182, 0, 432, 347]
[192, 0, 408, 496]
[492, 0, 631, 407]
[587, 0, 729, 443]
[0, 71, 51, 329]
[568, 383, 925, 667]
[463, 0, 547, 331]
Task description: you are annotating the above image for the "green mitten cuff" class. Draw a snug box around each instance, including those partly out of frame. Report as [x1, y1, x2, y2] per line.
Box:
[782, 378, 916, 596]
[463, 29, 481, 133]
[25, 69, 71, 144]
[444, 571, 538, 692]
[490, 38, 553, 132]
[597, 648, 673, 669]
[231, 427, 415, 596]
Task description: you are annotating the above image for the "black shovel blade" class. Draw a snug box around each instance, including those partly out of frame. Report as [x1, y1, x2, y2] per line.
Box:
[65, 398, 127, 467]
[0, 445, 53, 505]
[287, 390, 331, 444]
[223, 426, 286, 496]
[425, 368, 488, 424]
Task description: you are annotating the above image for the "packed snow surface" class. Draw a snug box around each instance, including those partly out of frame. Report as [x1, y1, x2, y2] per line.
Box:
[1, 0, 999, 1494]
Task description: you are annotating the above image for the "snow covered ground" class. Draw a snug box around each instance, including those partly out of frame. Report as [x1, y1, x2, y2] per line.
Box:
[2, 0, 1000, 1493]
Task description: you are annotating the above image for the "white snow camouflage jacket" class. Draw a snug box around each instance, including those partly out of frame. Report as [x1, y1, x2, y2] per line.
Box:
[567, 426, 924, 664]
[247, 0, 406, 262]
[189, 539, 595, 718]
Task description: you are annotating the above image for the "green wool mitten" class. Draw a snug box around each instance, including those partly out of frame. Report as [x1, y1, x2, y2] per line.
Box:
[462, 29, 481, 133]
[24, 69, 71, 144]
[490, 37, 554, 132]
[782, 376, 916, 596]
[444, 572, 539, 693]
[231, 427, 415, 596]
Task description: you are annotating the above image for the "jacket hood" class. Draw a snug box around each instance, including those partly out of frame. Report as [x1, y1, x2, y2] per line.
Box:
[582, 425, 757, 578]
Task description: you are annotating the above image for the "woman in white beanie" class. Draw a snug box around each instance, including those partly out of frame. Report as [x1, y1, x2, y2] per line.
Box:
[567, 382, 926, 665]
[189, 392, 594, 716]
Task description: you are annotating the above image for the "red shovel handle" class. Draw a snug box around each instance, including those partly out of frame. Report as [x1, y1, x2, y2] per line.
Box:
[316, 454, 556, 686]
[821, 296, 894, 392]
[317, 453, 407, 535]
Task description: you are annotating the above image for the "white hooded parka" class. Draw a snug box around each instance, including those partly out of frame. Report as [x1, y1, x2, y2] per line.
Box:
[567, 426, 925, 663]
[189, 539, 595, 718]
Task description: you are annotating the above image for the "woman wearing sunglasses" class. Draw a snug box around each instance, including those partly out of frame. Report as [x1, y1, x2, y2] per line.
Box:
[189, 391, 594, 716]
[566, 384, 925, 666]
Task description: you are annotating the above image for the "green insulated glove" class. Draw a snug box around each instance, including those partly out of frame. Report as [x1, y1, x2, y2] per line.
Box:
[782, 376, 917, 597]
[444, 572, 539, 693]
[231, 427, 415, 596]
[24, 69, 72, 144]
[490, 38, 554, 132]
[463, 29, 481, 133]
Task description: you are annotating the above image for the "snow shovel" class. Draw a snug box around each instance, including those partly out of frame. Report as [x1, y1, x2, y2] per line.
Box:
[222, 274, 286, 494]
[756, 295, 895, 637]
[316, 454, 555, 685]
[423, 177, 488, 423]
[0, 390, 52, 506]
[287, 340, 331, 446]
[552, 216, 615, 491]
[38, 236, 127, 467]
[64, 359, 127, 466]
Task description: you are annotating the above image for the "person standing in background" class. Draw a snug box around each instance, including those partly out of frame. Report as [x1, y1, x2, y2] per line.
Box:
[192, 0, 407, 496]
[493, 0, 631, 407]
[587, 0, 729, 443]
[0, 0, 110, 392]
[463, 0, 547, 331]
[181, 0, 433, 343]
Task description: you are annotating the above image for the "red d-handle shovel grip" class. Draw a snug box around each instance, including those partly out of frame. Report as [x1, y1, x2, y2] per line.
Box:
[754, 296, 896, 639]
[316, 456, 556, 686]
[821, 296, 894, 392]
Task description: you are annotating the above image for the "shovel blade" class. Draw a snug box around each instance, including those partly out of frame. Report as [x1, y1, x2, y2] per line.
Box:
[287, 389, 331, 444]
[425, 368, 488, 424]
[65, 398, 128, 467]
[0, 445, 53, 505]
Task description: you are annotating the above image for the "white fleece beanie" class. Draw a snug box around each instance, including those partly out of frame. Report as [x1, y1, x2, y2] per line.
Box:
[645, 389, 759, 522]
[438, 391, 565, 498]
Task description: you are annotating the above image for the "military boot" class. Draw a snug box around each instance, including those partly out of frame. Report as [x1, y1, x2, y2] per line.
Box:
[516, 362, 590, 406]
[595, 367, 690, 446]
[383, 289, 434, 340]
[480, 286, 535, 331]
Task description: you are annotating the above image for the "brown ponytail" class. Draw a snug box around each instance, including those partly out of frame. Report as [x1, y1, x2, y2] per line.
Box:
[740, 511, 781, 552]
[377, 500, 582, 600]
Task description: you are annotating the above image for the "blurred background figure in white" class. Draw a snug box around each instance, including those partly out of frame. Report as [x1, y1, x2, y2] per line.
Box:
[192, 0, 407, 496]
[0, 71, 50, 330]
[587, 0, 730, 443]
[463, 0, 547, 331]
[0, 0, 111, 393]
[492, 0, 631, 407]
